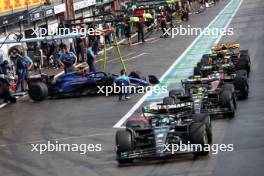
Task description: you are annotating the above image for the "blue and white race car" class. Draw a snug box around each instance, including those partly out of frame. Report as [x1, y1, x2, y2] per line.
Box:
[28, 70, 159, 101]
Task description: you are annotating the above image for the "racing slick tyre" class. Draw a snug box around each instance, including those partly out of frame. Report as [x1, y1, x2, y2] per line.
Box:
[240, 54, 251, 62]
[239, 50, 249, 57]
[189, 123, 209, 157]
[116, 130, 134, 164]
[192, 114, 212, 144]
[222, 83, 236, 109]
[163, 96, 175, 105]
[236, 70, 248, 78]
[126, 119, 148, 129]
[28, 82, 48, 101]
[236, 59, 250, 75]
[233, 76, 249, 99]
[240, 50, 251, 62]
[0, 78, 16, 103]
[220, 90, 236, 118]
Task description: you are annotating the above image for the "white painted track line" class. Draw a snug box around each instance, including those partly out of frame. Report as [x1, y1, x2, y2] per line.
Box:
[113, 0, 244, 128]
[0, 102, 8, 109]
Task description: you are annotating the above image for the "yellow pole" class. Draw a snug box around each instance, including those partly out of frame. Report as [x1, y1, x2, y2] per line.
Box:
[115, 37, 126, 71]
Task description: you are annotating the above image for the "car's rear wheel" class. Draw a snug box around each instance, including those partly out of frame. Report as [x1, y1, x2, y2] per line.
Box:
[236, 69, 248, 78]
[233, 76, 249, 99]
[240, 51, 250, 62]
[192, 114, 212, 144]
[28, 82, 48, 101]
[236, 59, 250, 75]
[220, 90, 236, 118]
[239, 50, 249, 57]
[222, 83, 236, 109]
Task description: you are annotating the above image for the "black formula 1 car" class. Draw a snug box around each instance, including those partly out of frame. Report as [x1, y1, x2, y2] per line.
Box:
[172, 77, 237, 118]
[194, 43, 251, 76]
[212, 43, 251, 74]
[28, 70, 159, 101]
[193, 47, 249, 99]
[195, 64, 249, 99]
[115, 102, 212, 164]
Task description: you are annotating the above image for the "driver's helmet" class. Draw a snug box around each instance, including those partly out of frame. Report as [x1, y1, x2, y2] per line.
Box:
[161, 117, 171, 126]
[194, 75, 202, 85]
[223, 56, 230, 63]
[192, 84, 205, 94]
[211, 71, 221, 79]
[193, 86, 204, 94]
[197, 87, 204, 94]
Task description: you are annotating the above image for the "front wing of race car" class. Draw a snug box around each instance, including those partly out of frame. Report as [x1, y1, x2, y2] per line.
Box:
[117, 146, 191, 160]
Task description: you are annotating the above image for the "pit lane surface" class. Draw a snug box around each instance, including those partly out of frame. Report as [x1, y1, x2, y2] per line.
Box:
[1, 0, 264, 175]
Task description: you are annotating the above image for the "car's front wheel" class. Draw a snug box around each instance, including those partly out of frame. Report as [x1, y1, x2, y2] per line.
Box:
[116, 130, 134, 164]
[190, 123, 210, 157]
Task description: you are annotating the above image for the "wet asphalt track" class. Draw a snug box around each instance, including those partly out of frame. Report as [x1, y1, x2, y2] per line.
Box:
[0, 0, 264, 175]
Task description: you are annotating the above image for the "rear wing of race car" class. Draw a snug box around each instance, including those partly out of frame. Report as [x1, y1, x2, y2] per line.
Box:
[211, 43, 240, 51]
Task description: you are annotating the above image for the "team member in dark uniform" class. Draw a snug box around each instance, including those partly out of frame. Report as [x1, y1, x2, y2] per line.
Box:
[58, 44, 77, 74]
[115, 69, 131, 101]
[87, 43, 97, 73]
